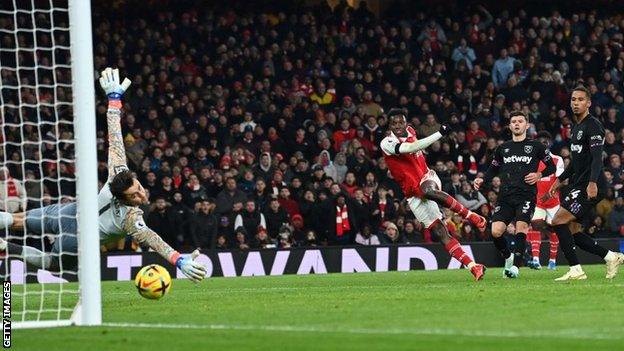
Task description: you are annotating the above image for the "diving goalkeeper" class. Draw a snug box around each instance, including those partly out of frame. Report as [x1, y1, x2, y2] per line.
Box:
[0, 68, 206, 282]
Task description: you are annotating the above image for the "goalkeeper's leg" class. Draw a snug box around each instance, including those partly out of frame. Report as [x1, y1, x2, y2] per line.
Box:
[0, 203, 78, 271]
[0, 238, 59, 270]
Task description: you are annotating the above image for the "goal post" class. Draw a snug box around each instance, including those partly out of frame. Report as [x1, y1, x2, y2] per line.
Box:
[0, 0, 101, 328]
[69, 0, 101, 327]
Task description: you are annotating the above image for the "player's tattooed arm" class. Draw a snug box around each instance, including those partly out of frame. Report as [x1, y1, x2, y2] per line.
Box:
[124, 209, 176, 262]
[107, 107, 129, 179]
[99, 67, 132, 180]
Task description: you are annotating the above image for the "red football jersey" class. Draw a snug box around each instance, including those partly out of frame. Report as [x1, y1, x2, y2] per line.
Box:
[536, 154, 565, 208]
[380, 126, 430, 198]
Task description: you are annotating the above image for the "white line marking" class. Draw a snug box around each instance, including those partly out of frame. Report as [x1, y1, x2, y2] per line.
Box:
[106, 282, 624, 296]
[102, 322, 622, 340]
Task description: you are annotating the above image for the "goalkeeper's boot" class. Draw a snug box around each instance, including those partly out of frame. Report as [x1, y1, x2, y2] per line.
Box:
[605, 252, 624, 279]
[470, 264, 486, 281]
[554, 265, 587, 281]
[0, 212, 13, 230]
[547, 260, 557, 270]
[527, 258, 541, 270]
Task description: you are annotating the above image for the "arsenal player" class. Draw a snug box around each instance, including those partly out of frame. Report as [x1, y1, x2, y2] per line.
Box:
[527, 131, 564, 270]
[380, 108, 486, 281]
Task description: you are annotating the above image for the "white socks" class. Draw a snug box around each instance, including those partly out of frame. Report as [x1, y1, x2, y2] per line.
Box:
[504, 254, 514, 269]
[604, 251, 616, 262]
[0, 212, 13, 230]
[570, 264, 584, 273]
[466, 262, 476, 269]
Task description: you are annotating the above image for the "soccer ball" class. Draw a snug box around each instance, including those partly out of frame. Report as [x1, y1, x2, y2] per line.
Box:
[134, 264, 172, 299]
[504, 265, 520, 278]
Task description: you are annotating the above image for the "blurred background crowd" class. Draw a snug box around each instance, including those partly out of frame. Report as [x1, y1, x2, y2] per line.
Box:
[1, 0, 624, 252]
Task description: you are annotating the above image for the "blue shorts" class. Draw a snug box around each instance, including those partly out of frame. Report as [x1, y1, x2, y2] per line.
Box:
[25, 203, 78, 260]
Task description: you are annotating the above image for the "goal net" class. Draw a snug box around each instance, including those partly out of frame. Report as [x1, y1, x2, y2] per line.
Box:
[0, 0, 101, 328]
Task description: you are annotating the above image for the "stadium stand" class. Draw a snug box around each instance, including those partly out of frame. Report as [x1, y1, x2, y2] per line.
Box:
[8, 0, 624, 250]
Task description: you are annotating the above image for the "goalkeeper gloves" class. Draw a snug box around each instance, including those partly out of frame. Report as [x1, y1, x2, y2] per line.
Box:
[175, 249, 207, 282]
[98, 67, 131, 101]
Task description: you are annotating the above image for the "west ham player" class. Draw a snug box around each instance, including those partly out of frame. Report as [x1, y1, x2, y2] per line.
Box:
[547, 86, 624, 281]
[526, 131, 563, 270]
[474, 111, 556, 278]
[0, 68, 207, 282]
[380, 108, 486, 281]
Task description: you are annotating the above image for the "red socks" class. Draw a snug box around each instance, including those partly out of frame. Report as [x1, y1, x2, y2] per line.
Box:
[442, 194, 486, 228]
[444, 195, 469, 218]
[527, 230, 558, 262]
[444, 238, 473, 267]
[549, 232, 559, 261]
[528, 230, 541, 259]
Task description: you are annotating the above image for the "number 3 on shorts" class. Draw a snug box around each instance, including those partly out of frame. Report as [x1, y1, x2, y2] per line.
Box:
[522, 201, 531, 213]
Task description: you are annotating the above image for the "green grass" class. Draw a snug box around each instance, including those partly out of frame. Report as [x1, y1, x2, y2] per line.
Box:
[11, 265, 624, 351]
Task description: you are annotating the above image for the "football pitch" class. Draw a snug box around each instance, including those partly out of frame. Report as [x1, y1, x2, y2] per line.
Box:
[12, 265, 624, 351]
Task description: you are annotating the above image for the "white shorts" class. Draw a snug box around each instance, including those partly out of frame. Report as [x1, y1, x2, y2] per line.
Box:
[419, 169, 442, 190]
[531, 205, 560, 225]
[407, 196, 443, 228]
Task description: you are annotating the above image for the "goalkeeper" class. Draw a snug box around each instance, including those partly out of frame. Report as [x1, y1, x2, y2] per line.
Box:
[0, 68, 206, 282]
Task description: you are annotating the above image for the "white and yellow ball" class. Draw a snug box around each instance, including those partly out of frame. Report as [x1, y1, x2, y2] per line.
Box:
[134, 264, 172, 299]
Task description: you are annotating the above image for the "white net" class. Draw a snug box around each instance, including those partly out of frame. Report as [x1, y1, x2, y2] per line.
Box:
[0, 0, 84, 326]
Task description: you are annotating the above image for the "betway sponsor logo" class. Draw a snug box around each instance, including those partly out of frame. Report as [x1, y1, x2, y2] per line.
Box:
[503, 155, 533, 164]
[571, 144, 583, 153]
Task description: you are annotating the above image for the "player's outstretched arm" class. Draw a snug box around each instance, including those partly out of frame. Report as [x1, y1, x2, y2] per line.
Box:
[381, 125, 451, 155]
[99, 67, 132, 180]
[124, 208, 207, 282]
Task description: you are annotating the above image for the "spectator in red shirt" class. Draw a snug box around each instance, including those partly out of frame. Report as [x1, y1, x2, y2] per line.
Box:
[355, 126, 375, 156]
[465, 120, 487, 144]
[341, 172, 359, 197]
[332, 118, 356, 152]
[278, 187, 300, 218]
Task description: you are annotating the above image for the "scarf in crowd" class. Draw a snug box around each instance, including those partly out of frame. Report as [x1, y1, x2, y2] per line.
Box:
[457, 154, 477, 176]
[469, 24, 480, 43]
[378, 199, 386, 220]
[335, 204, 351, 237]
[172, 175, 182, 189]
[4, 178, 18, 197]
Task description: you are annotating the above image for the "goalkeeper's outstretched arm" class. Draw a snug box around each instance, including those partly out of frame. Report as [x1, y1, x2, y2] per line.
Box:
[99, 67, 132, 180]
[98, 67, 207, 282]
[124, 208, 206, 282]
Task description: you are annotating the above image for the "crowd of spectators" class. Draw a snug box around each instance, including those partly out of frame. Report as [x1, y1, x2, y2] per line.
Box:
[2, 0, 624, 252]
